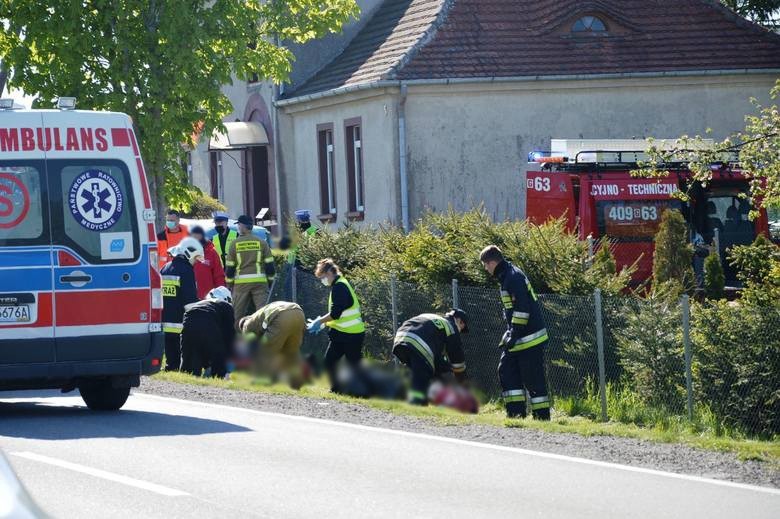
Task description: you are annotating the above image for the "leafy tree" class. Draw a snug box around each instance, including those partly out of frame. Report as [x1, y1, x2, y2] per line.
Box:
[0, 0, 358, 219]
[703, 252, 725, 300]
[653, 209, 695, 290]
[634, 81, 780, 218]
[721, 0, 780, 27]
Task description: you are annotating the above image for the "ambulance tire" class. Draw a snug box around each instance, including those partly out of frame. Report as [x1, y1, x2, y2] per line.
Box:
[79, 381, 131, 411]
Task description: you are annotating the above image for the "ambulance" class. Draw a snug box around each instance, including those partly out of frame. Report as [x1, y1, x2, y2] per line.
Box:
[0, 98, 163, 410]
[526, 139, 771, 284]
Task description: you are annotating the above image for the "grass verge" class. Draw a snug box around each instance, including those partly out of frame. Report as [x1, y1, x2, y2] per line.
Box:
[150, 371, 780, 463]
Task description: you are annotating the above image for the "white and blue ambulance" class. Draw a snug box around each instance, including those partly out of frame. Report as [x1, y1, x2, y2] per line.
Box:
[0, 98, 163, 410]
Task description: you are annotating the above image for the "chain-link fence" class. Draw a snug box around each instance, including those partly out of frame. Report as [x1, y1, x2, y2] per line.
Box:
[272, 267, 779, 438]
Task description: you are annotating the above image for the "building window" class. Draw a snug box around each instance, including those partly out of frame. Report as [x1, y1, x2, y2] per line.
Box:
[572, 15, 607, 33]
[317, 124, 337, 220]
[345, 118, 364, 218]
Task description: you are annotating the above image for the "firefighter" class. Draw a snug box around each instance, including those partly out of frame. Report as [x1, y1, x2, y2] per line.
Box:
[161, 237, 202, 371]
[393, 310, 469, 405]
[480, 245, 551, 420]
[226, 214, 276, 329]
[307, 259, 365, 393]
[157, 209, 189, 269]
[239, 300, 306, 389]
[212, 211, 237, 267]
[180, 286, 235, 378]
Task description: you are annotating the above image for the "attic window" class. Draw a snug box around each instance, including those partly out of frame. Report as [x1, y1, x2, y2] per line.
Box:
[572, 16, 607, 33]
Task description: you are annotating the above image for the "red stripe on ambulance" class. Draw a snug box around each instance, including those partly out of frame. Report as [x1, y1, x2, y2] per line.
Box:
[56, 290, 149, 326]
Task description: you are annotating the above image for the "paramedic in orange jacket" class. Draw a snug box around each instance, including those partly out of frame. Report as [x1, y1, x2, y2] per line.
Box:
[157, 209, 189, 269]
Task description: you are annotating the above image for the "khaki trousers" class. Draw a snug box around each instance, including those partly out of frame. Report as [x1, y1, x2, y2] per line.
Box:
[232, 283, 269, 329]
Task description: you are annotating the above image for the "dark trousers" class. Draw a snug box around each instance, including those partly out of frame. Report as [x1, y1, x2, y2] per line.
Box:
[324, 330, 364, 392]
[180, 324, 228, 378]
[164, 332, 181, 371]
[498, 342, 551, 420]
[393, 343, 434, 405]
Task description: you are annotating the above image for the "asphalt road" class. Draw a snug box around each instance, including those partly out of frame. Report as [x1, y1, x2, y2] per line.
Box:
[0, 390, 778, 519]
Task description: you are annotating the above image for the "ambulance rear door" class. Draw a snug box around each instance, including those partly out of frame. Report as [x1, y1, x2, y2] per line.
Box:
[0, 111, 56, 363]
[42, 111, 151, 361]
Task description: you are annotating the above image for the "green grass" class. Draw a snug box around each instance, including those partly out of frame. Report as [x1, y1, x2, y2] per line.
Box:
[150, 371, 780, 463]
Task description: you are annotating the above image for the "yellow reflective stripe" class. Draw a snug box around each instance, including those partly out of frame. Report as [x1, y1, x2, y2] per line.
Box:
[264, 256, 274, 263]
[234, 277, 268, 284]
[395, 331, 435, 369]
[511, 317, 529, 325]
[502, 390, 526, 403]
[162, 322, 183, 334]
[226, 261, 236, 267]
[235, 241, 260, 252]
[327, 277, 365, 333]
[509, 329, 549, 352]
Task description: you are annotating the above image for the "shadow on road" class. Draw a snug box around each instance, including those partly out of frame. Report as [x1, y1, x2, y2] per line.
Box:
[0, 393, 251, 440]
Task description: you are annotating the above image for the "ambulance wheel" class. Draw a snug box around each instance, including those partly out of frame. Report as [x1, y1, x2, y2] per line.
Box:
[79, 381, 131, 411]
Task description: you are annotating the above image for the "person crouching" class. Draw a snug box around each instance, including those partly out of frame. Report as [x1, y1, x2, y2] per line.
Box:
[239, 301, 307, 389]
[180, 286, 235, 378]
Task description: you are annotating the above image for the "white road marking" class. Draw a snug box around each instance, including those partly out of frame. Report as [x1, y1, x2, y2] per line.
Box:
[136, 392, 780, 496]
[10, 451, 189, 497]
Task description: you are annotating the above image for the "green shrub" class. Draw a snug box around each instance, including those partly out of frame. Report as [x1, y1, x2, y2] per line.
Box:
[178, 190, 226, 219]
[703, 252, 725, 300]
[728, 234, 780, 306]
[615, 287, 686, 412]
[296, 208, 634, 295]
[653, 209, 694, 291]
[692, 301, 780, 437]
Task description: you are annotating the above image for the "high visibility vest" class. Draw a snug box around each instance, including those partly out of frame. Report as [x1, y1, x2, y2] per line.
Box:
[212, 229, 237, 266]
[287, 226, 318, 264]
[327, 277, 365, 334]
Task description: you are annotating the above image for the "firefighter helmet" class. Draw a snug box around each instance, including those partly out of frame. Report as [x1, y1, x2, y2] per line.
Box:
[207, 286, 233, 305]
[177, 237, 204, 265]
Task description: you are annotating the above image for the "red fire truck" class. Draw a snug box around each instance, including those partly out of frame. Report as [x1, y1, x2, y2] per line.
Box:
[525, 140, 770, 284]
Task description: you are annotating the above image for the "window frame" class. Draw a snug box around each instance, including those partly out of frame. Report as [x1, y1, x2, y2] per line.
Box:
[48, 159, 141, 265]
[317, 123, 337, 222]
[344, 117, 365, 220]
[0, 159, 49, 247]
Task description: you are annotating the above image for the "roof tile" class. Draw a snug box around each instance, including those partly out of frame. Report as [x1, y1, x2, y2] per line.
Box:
[286, 0, 780, 98]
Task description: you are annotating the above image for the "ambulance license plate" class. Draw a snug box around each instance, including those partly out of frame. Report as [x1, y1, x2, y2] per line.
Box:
[0, 305, 31, 323]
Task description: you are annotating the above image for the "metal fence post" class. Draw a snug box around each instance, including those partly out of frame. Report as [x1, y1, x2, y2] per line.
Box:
[587, 235, 595, 267]
[682, 294, 693, 421]
[390, 275, 399, 333]
[594, 288, 608, 422]
[452, 279, 459, 308]
[291, 266, 297, 304]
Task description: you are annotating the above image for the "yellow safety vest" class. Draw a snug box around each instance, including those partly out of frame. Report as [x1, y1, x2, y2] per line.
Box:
[212, 229, 237, 266]
[327, 277, 365, 334]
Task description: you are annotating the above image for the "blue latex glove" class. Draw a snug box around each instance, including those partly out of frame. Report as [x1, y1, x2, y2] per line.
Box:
[307, 318, 323, 335]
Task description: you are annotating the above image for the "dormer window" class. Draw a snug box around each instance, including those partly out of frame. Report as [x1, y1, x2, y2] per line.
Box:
[572, 15, 607, 33]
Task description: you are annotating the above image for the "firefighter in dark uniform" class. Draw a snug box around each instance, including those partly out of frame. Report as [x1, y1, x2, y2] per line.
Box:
[306, 258, 365, 393]
[160, 237, 202, 371]
[480, 245, 551, 420]
[180, 286, 235, 378]
[393, 310, 469, 405]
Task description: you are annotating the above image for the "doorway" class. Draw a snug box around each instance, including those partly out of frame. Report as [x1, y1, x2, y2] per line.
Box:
[244, 146, 270, 218]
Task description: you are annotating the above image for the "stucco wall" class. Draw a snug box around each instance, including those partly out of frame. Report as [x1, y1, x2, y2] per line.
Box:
[280, 90, 399, 228]
[189, 79, 277, 219]
[404, 73, 780, 222]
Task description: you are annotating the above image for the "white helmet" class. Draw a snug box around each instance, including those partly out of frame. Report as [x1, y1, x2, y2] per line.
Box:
[207, 286, 233, 304]
[177, 237, 204, 265]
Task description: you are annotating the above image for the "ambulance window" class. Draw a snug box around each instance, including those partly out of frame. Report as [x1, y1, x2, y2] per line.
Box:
[0, 163, 47, 245]
[50, 160, 139, 264]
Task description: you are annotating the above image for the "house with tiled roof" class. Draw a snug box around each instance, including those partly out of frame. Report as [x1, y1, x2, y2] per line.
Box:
[190, 0, 780, 231]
